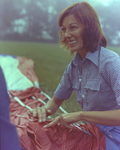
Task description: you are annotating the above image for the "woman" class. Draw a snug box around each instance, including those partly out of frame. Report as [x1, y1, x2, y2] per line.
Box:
[28, 2, 120, 149]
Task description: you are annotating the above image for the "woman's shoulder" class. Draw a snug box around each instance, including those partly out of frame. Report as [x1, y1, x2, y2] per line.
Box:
[100, 46, 119, 59]
[100, 46, 120, 70]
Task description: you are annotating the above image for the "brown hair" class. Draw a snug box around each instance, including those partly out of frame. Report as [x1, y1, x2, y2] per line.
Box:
[58, 2, 107, 52]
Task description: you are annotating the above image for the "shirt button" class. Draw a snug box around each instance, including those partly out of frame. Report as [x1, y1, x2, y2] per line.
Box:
[82, 95, 85, 98]
[79, 79, 81, 82]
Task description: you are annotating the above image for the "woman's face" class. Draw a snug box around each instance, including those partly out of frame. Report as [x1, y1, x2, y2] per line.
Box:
[61, 14, 87, 57]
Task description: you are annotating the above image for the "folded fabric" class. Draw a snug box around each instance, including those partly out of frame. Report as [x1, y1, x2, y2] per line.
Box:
[9, 87, 106, 150]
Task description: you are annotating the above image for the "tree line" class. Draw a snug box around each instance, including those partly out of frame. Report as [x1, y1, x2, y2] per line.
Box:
[0, 0, 120, 46]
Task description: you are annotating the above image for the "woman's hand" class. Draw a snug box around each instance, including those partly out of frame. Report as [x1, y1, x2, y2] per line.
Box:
[43, 111, 82, 128]
[27, 96, 64, 123]
[27, 107, 52, 122]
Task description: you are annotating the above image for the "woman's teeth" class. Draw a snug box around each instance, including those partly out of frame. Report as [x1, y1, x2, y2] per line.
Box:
[69, 41, 77, 45]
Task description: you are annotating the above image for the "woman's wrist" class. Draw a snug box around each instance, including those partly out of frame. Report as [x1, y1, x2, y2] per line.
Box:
[79, 111, 84, 121]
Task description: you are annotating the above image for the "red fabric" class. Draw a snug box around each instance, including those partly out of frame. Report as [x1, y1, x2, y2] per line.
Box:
[9, 87, 106, 150]
[25, 122, 106, 150]
[10, 87, 46, 101]
[17, 57, 39, 84]
[10, 87, 46, 126]
[8, 57, 106, 149]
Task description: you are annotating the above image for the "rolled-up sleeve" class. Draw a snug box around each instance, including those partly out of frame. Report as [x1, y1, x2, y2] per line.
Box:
[54, 64, 73, 100]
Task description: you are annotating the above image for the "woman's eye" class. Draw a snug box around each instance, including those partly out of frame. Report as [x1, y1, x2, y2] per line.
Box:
[61, 28, 66, 32]
[71, 26, 76, 29]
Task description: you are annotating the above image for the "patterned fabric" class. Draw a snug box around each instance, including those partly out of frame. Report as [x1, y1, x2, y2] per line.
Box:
[54, 46, 120, 111]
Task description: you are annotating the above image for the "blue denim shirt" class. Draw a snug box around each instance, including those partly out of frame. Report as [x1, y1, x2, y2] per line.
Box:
[54, 46, 120, 111]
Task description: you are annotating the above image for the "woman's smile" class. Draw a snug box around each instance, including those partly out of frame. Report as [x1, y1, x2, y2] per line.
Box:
[61, 14, 87, 58]
[68, 40, 77, 44]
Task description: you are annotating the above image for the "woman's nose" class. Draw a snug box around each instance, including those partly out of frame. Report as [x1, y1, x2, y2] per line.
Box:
[64, 30, 71, 38]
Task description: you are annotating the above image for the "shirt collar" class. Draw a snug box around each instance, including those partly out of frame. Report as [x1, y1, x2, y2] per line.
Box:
[85, 50, 99, 67]
[72, 52, 82, 66]
[72, 47, 100, 67]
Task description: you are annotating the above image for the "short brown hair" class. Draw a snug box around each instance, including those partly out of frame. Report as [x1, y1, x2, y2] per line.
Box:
[58, 2, 107, 52]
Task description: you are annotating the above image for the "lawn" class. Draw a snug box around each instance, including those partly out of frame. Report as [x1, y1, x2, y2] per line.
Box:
[0, 41, 120, 117]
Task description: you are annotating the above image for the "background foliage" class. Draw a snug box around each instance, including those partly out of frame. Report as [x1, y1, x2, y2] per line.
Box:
[0, 0, 120, 46]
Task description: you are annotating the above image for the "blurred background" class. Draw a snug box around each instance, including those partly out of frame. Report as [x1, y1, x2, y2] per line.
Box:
[0, 0, 120, 46]
[0, 0, 120, 115]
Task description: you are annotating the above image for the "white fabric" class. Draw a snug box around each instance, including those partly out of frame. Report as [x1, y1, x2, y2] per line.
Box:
[0, 55, 33, 91]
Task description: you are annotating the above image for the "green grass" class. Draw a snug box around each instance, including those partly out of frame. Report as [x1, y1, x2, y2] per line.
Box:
[107, 46, 120, 55]
[0, 41, 120, 117]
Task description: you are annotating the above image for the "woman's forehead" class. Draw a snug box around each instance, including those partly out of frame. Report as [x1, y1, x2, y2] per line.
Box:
[61, 14, 82, 26]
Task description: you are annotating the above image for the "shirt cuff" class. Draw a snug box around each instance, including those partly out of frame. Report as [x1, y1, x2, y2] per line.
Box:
[116, 96, 120, 108]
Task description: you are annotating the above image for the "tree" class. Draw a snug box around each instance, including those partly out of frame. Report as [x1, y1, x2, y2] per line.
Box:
[0, 0, 119, 46]
[95, 0, 120, 46]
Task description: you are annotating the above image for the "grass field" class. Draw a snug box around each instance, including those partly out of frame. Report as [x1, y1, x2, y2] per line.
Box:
[0, 41, 120, 117]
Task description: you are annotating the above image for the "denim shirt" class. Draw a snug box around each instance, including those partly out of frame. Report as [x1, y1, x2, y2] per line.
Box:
[54, 46, 120, 111]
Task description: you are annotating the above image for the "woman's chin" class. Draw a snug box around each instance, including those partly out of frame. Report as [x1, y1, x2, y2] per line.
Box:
[70, 49, 77, 54]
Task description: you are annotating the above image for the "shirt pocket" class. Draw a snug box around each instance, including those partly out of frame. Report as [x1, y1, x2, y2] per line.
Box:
[84, 79, 102, 106]
[84, 79, 100, 91]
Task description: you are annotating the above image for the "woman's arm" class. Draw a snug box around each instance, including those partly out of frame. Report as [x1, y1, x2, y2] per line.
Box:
[44, 109, 120, 128]
[44, 96, 64, 115]
[27, 96, 64, 122]
[81, 109, 120, 126]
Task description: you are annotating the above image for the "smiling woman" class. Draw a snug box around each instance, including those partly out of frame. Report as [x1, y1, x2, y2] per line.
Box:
[27, 1, 120, 150]
[58, 2, 107, 53]
[60, 14, 85, 58]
